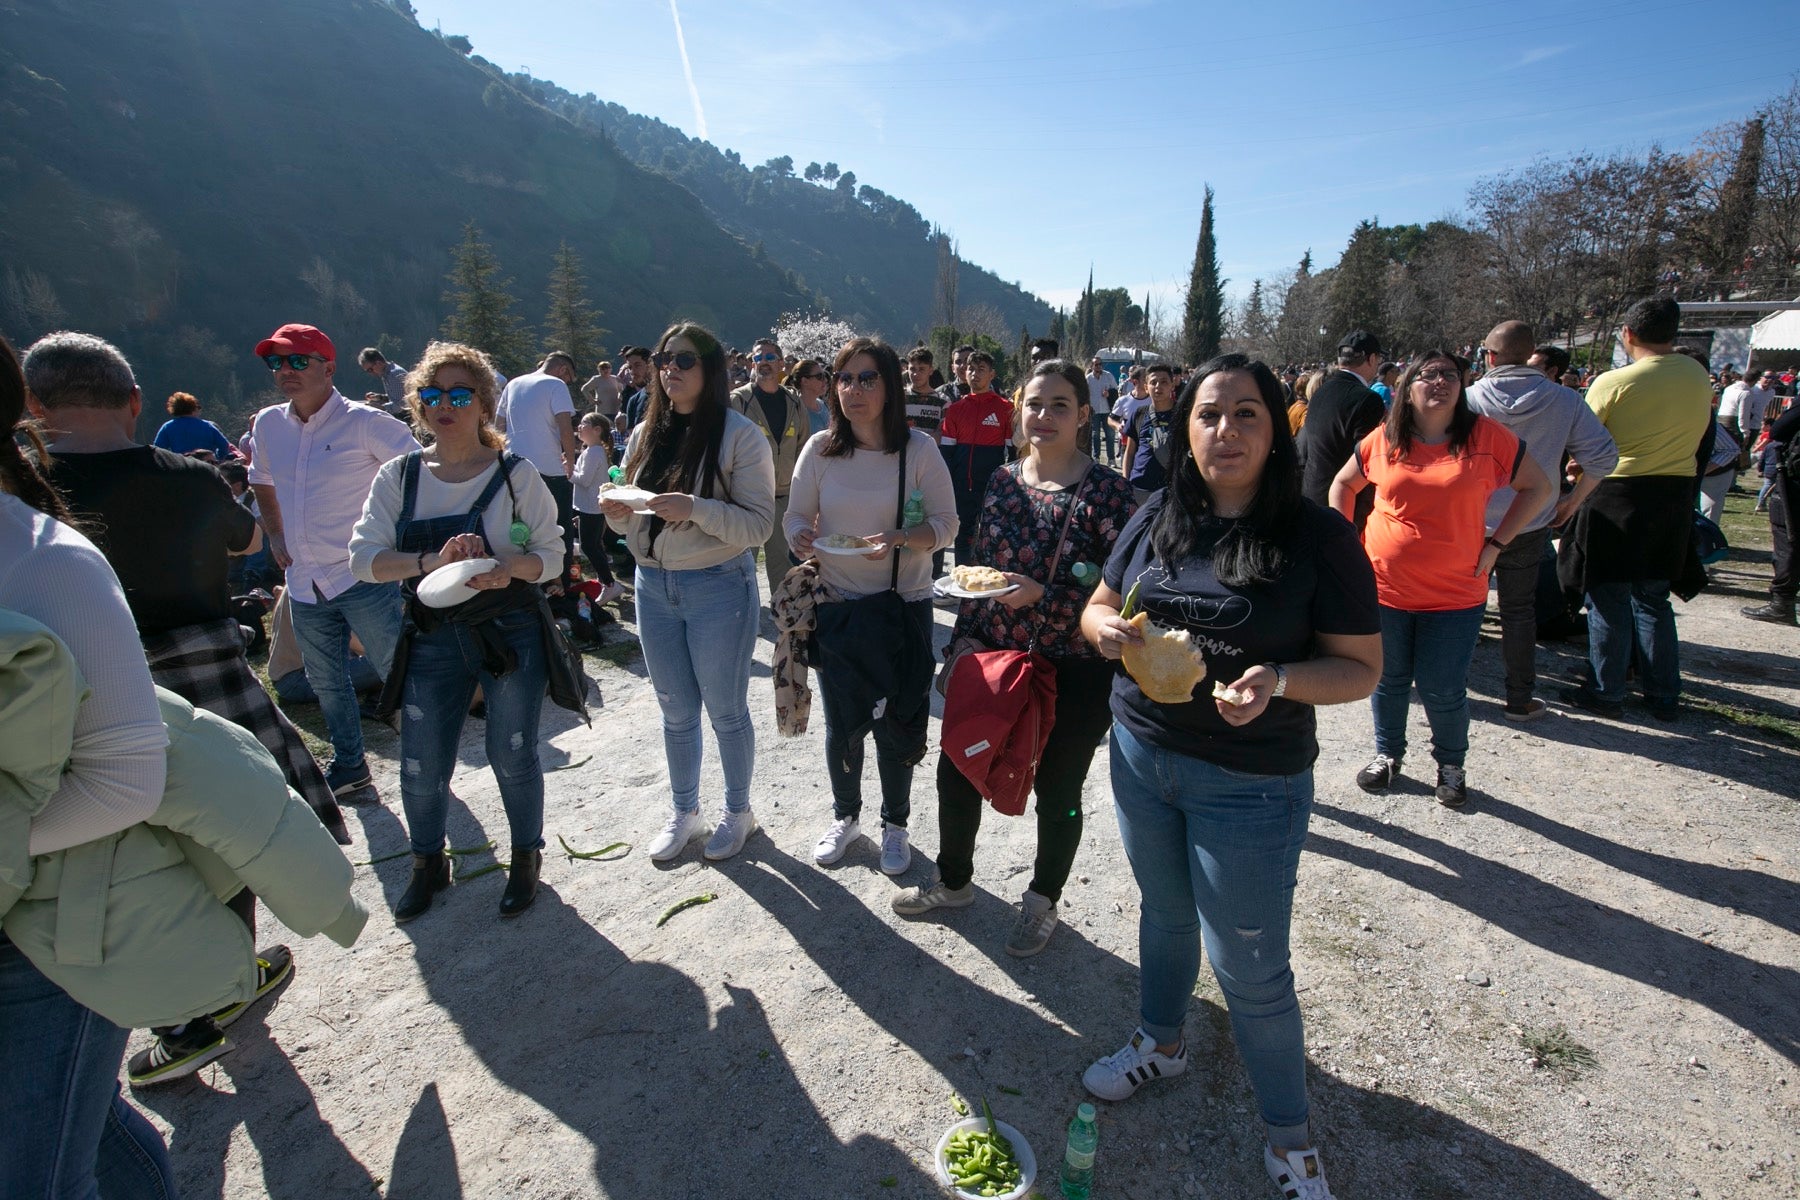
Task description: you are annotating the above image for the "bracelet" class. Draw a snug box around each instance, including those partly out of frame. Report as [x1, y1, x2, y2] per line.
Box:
[1266, 662, 1288, 698]
[1485, 536, 1509, 550]
[416, 550, 427, 576]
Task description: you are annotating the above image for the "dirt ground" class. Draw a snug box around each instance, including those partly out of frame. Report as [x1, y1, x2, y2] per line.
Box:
[131, 501, 1799, 1200]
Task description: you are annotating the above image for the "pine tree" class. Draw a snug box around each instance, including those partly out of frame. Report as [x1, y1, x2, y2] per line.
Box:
[1049, 308, 1067, 351]
[1705, 117, 1765, 297]
[1297, 249, 1313, 278]
[1238, 279, 1274, 359]
[1180, 185, 1225, 366]
[1326, 218, 1387, 342]
[542, 241, 608, 368]
[442, 221, 533, 375]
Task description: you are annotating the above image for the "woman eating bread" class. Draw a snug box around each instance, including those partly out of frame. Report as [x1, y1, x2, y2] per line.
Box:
[1078, 353, 1382, 1200]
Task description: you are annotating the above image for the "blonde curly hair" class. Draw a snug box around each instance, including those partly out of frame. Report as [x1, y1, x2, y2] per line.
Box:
[405, 342, 506, 450]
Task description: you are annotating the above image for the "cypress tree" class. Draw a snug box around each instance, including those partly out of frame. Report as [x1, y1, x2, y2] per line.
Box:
[1706, 117, 1765, 297]
[1180, 185, 1225, 365]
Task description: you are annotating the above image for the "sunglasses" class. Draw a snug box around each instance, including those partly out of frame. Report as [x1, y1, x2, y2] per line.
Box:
[751, 352, 780, 363]
[834, 370, 881, 392]
[262, 353, 314, 371]
[418, 386, 477, 408]
[800, 371, 827, 381]
[1414, 369, 1460, 383]
[653, 350, 701, 371]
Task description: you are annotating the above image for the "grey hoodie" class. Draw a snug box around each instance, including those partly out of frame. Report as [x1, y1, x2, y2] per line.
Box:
[1467, 365, 1619, 533]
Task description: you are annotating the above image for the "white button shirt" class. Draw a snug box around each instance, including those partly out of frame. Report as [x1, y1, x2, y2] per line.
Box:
[246, 389, 422, 603]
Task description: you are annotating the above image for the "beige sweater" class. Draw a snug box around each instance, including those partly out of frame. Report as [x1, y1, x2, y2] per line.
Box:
[783, 428, 958, 600]
[608, 409, 777, 570]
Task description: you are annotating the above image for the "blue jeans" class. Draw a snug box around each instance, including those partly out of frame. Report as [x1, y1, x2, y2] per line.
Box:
[1373, 604, 1485, 768]
[635, 554, 758, 814]
[0, 935, 179, 1199]
[1108, 722, 1313, 1148]
[1586, 579, 1680, 704]
[399, 606, 547, 855]
[290, 579, 404, 770]
[1090, 411, 1116, 463]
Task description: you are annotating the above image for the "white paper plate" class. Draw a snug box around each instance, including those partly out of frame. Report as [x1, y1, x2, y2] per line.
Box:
[814, 538, 880, 556]
[599, 485, 657, 515]
[933, 577, 1020, 600]
[933, 1118, 1036, 1200]
[416, 557, 499, 608]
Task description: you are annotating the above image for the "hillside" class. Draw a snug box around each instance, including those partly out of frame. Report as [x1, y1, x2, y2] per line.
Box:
[0, 0, 807, 431]
[504, 75, 1055, 342]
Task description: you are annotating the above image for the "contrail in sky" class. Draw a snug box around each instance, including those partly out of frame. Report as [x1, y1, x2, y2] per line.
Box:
[667, 0, 707, 140]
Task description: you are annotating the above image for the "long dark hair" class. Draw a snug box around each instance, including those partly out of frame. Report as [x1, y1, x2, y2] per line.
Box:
[820, 338, 908, 457]
[1150, 353, 1301, 588]
[623, 322, 730, 497]
[0, 334, 73, 521]
[1385, 350, 1476, 462]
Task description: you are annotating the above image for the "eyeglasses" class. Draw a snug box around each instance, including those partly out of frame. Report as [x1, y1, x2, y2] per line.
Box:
[263, 353, 313, 371]
[751, 352, 780, 363]
[417, 386, 477, 408]
[1414, 369, 1460, 384]
[834, 370, 881, 392]
[800, 371, 826, 381]
[652, 350, 700, 371]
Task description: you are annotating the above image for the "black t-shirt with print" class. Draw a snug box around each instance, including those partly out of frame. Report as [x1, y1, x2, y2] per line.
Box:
[48, 446, 258, 635]
[1101, 493, 1379, 773]
[1125, 402, 1176, 491]
[905, 391, 945, 436]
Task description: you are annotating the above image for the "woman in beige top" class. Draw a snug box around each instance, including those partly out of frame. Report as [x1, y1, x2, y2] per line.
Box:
[601, 324, 775, 864]
[784, 337, 957, 876]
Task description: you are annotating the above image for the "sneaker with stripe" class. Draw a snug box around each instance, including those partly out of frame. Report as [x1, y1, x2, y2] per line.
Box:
[127, 1017, 232, 1087]
[1264, 1144, 1337, 1199]
[1081, 1027, 1187, 1101]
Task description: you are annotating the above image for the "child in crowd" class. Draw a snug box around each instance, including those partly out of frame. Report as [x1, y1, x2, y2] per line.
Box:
[572, 411, 624, 603]
[1754, 414, 1780, 512]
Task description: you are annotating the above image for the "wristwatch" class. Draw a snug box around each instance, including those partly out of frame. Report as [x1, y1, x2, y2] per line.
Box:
[1485, 535, 1510, 549]
[1266, 662, 1288, 698]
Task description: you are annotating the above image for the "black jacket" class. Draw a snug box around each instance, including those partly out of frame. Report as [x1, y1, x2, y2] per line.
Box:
[1297, 370, 1386, 526]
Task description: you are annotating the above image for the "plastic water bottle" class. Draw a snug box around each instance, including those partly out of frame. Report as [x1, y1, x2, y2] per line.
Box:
[1059, 1102, 1098, 1199]
[902, 488, 926, 529]
[1071, 561, 1100, 588]
[608, 465, 624, 483]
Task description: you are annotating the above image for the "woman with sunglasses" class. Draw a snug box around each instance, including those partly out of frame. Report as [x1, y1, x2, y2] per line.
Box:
[784, 338, 958, 874]
[600, 325, 775, 862]
[349, 342, 567, 920]
[787, 357, 831, 437]
[1328, 351, 1554, 807]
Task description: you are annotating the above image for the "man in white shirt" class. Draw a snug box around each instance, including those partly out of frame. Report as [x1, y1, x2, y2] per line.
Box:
[248, 323, 421, 797]
[497, 352, 581, 584]
[1086, 357, 1118, 464]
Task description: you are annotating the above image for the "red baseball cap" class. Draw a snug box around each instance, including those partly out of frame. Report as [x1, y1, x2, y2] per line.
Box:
[254, 323, 336, 362]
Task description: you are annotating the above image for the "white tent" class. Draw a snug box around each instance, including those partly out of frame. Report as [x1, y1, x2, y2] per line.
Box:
[1750, 308, 1800, 353]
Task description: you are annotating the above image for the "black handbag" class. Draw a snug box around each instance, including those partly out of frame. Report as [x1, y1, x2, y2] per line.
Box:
[493, 457, 595, 725]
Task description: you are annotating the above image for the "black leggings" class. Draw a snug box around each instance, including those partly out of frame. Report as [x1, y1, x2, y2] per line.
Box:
[933, 655, 1115, 902]
[575, 513, 618, 585]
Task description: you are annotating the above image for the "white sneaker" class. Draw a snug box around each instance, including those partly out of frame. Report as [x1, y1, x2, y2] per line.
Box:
[704, 807, 757, 861]
[813, 817, 861, 865]
[596, 581, 625, 605]
[648, 807, 707, 862]
[1004, 890, 1058, 957]
[1265, 1145, 1337, 1199]
[1081, 1028, 1188, 1101]
[878, 826, 911, 875]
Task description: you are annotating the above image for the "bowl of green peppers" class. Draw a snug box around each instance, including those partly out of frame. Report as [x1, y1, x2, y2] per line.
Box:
[933, 1100, 1035, 1199]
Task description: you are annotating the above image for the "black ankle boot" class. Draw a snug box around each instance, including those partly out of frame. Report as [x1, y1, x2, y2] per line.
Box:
[1742, 599, 1797, 625]
[500, 848, 541, 917]
[394, 852, 451, 923]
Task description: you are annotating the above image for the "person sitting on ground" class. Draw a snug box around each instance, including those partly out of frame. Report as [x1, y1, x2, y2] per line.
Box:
[893, 359, 1134, 956]
[570, 411, 623, 604]
[350, 342, 567, 920]
[1078, 353, 1381, 1200]
[1330, 351, 1554, 806]
[150, 390, 237, 459]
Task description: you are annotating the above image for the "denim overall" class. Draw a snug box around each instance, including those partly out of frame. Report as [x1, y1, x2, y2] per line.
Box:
[391, 452, 547, 857]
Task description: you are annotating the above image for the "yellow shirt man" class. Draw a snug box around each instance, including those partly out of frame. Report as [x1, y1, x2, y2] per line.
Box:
[1584, 353, 1712, 478]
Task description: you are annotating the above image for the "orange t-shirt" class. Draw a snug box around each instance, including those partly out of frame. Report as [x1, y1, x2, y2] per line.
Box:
[1357, 416, 1520, 611]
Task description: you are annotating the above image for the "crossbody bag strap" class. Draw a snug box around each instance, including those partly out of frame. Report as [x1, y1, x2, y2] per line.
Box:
[889, 437, 909, 593]
[1026, 466, 1092, 655]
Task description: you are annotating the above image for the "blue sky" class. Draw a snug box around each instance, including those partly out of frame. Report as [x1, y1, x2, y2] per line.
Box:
[414, 0, 1792, 315]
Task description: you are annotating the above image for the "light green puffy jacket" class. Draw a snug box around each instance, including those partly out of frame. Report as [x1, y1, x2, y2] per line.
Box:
[0, 607, 367, 1028]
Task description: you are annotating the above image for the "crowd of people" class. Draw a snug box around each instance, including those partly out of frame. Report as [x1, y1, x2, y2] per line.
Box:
[3, 287, 1793, 1200]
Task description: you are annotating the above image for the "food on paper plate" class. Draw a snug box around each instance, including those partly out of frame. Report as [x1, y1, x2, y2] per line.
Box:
[1120, 612, 1206, 704]
[1212, 681, 1252, 705]
[949, 564, 1010, 593]
[819, 533, 876, 549]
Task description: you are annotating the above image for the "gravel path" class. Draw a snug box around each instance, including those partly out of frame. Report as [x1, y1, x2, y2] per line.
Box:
[131, 535, 1798, 1200]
